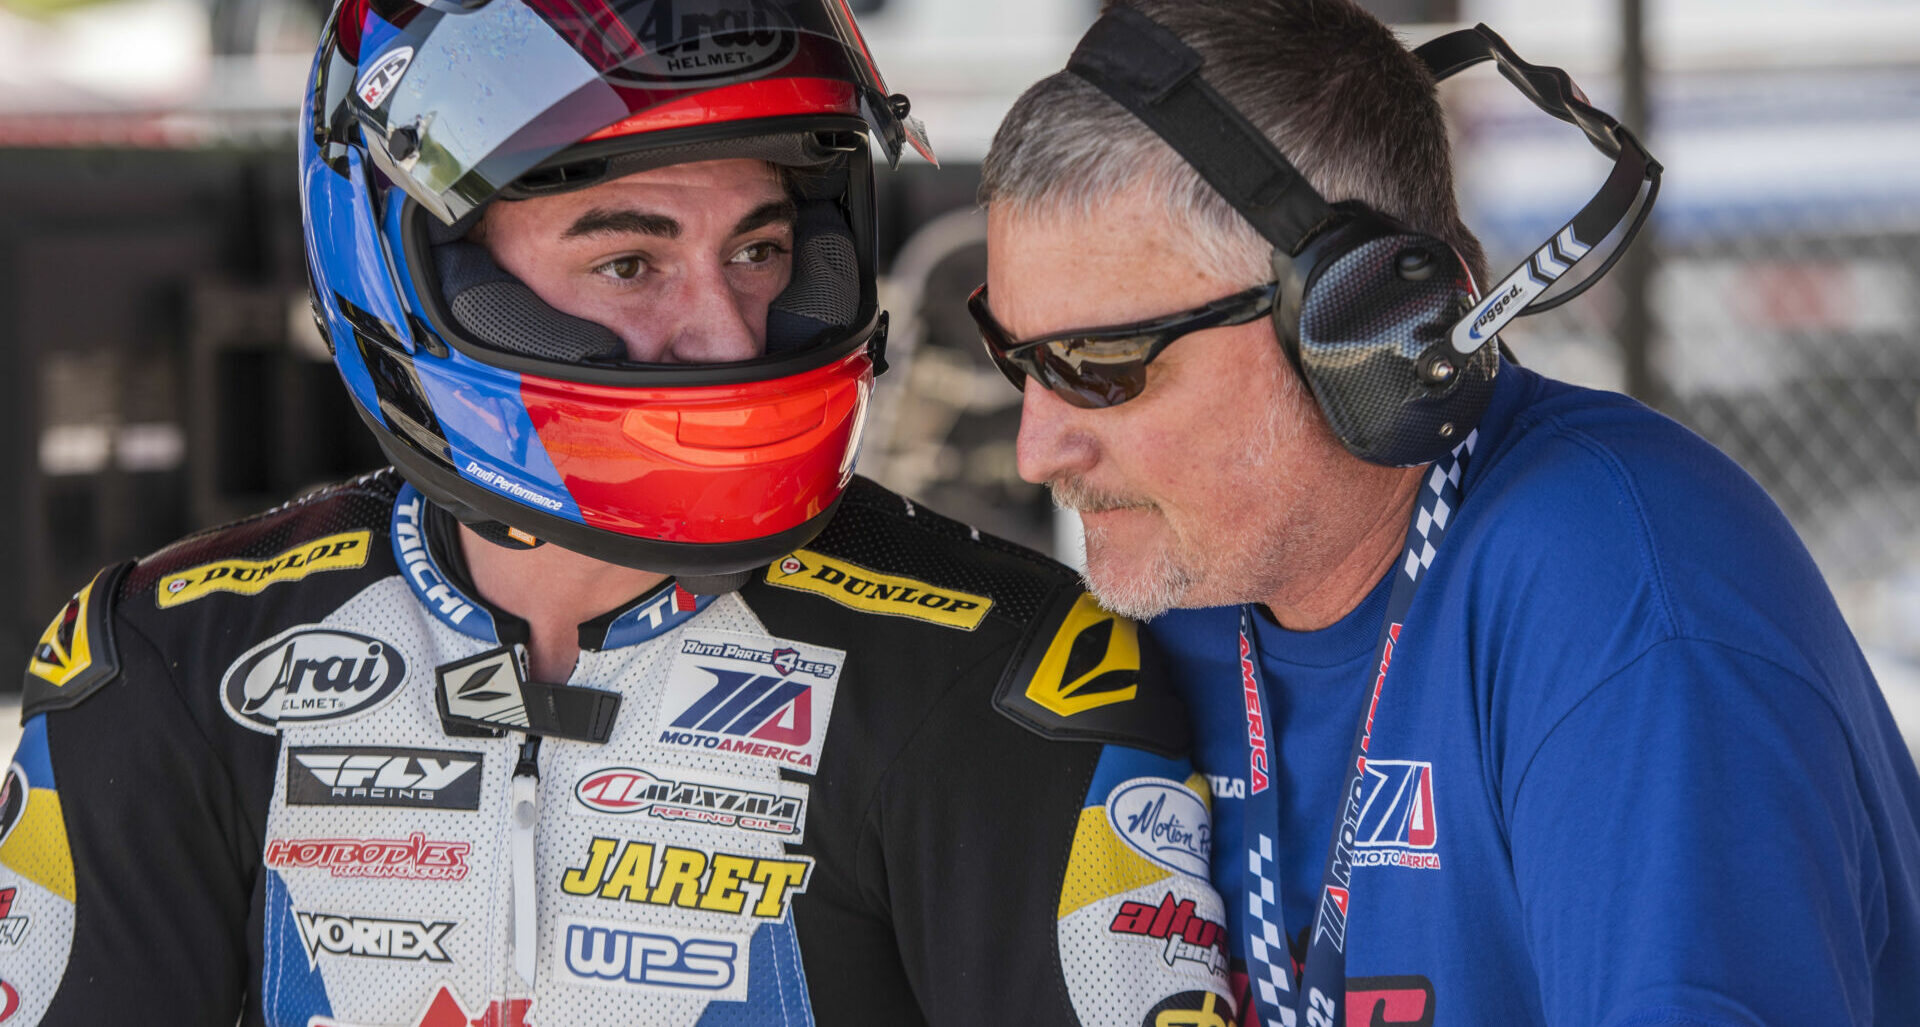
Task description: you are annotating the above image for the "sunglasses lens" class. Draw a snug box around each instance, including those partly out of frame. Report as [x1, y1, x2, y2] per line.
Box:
[969, 287, 1154, 409]
[1029, 337, 1152, 409]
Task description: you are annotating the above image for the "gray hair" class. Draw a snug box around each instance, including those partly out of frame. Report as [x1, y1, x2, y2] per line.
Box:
[980, 0, 1487, 288]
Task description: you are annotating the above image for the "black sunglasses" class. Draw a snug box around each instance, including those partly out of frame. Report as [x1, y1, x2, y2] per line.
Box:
[968, 281, 1279, 408]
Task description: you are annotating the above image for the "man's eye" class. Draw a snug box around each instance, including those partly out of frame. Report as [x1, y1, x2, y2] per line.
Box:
[731, 241, 788, 265]
[594, 256, 647, 280]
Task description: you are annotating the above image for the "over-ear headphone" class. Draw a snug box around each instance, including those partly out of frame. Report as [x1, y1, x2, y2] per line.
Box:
[1067, 8, 1661, 467]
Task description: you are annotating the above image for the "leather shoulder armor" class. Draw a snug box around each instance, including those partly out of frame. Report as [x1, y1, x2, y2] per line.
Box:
[22, 560, 134, 718]
[22, 470, 404, 721]
[789, 479, 1192, 756]
[127, 470, 401, 611]
[993, 587, 1191, 758]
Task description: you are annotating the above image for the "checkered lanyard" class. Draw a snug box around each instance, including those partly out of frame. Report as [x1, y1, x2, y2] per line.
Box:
[1237, 431, 1476, 1027]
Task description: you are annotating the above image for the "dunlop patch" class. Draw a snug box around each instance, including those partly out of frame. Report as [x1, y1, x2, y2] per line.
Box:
[157, 531, 371, 608]
[764, 550, 991, 630]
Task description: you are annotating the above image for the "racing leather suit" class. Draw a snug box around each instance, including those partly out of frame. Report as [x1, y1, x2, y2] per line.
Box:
[0, 471, 1234, 1026]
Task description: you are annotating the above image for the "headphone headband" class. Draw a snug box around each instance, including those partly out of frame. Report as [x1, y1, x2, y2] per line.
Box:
[1066, 7, 1334, 255]
[1065, 9, 1663, 354]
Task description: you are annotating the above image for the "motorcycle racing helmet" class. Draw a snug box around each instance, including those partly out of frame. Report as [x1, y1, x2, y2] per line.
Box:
[300, 0, 934, 586]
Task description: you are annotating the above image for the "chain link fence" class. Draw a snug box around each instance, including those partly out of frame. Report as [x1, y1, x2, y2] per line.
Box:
[1477, 59, 1920, 747]
[1507, 226, 1920, 627]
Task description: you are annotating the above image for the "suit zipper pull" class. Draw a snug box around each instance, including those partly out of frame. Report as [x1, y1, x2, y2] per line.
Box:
[510, 735, 542, 991]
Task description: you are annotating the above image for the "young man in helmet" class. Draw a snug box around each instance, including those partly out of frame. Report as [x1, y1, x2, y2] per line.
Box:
[0, 1, 1234, 1024]
[980, 1, 1920, 1025]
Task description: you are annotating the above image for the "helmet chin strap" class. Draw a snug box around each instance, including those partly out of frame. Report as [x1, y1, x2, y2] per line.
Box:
[467, 518, 545, 551]
[451, 502, 754, 596]
[674, 570, 754, 596]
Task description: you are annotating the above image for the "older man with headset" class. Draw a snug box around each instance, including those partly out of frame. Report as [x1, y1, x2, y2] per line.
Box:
[977, 1, 1920, 1024]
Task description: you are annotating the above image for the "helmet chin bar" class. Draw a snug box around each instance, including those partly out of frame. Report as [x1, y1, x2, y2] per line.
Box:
[362, 402, 841, 592]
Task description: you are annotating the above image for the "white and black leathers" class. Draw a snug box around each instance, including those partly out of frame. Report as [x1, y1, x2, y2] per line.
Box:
[2, 470, 1234, 1026]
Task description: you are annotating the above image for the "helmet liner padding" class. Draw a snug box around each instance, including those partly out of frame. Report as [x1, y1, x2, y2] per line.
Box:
[435, 240, 626, 362]
[429, 194, 859, 362]
[766, 198, 859, 352]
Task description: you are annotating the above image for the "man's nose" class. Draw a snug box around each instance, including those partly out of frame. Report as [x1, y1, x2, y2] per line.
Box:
[623, 264, 764, 364]
[1015, 378, 1098, 485]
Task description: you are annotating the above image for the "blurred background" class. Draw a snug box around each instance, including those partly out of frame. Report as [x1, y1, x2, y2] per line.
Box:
[0, 0, 1915, 760]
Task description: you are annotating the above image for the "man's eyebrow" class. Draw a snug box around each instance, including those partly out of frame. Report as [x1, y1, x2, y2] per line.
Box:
[562, 208, 680, 240]
[733, 198, 799, 237]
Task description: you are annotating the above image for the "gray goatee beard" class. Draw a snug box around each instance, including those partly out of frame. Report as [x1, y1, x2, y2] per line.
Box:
[1048, 477, 1194, 620]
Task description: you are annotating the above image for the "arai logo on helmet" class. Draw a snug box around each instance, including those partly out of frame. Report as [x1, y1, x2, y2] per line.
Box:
[577, 0, 800, 88]
[221, 626, 408, 733]
[355, 46, 414, 109]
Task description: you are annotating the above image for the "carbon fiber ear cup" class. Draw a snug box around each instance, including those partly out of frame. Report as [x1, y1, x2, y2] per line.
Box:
[1277, 209, 1497, 467]
[433, 241, 624, 362]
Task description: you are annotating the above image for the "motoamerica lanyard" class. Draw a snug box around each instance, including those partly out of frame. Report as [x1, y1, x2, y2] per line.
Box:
[1236, 430, 1476, 1027]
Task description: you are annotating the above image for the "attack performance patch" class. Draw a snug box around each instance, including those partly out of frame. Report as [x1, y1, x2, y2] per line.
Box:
[435, 648, 622, 743]
[286, 746, 484, 810]
[764, 549, 992, 630]
[157, 531, 372, 608]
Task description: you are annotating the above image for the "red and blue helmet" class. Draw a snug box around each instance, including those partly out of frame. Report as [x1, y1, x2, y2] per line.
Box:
[300, 0, 930, 581]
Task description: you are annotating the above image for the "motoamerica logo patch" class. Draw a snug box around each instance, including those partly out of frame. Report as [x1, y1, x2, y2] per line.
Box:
[765, 550, 991, 630]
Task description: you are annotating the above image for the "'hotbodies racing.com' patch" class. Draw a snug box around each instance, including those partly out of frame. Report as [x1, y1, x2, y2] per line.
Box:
[652, 630, 845, 772]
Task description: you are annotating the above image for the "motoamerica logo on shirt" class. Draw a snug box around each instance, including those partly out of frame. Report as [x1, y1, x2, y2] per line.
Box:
[1352, 759, 1441, 869]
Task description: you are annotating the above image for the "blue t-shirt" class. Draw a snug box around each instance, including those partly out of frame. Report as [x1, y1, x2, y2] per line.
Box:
[1151, 364, 1920, 1026]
